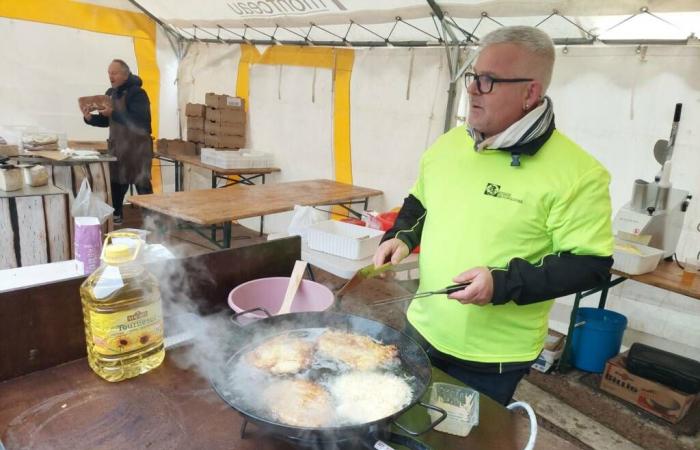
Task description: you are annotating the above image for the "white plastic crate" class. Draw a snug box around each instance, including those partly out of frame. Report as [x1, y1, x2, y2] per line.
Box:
[306, 220, 384, 260]
[612, 238, 664, 275]
[200, 148, 273, 169]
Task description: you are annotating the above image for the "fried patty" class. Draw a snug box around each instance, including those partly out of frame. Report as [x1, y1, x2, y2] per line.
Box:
[245, 334, 314, 375]
[317, 330, 398, 370]
[262, 379, 334, 427]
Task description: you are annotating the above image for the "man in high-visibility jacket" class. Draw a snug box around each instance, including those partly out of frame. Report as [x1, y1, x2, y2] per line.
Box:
[373, 26, 614, 405]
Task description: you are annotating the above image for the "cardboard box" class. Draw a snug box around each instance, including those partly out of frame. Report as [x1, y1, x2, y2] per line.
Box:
[206, 107, 246, 124]
[205, 93, 245, 110]
[78, 95, 111, 112]
[157, 139, 198, 157]
[600, 353, 698, 423]
[532, 329, 565, 373]
[204, 120, 245, 137]
[187, 128, 205, 144]
[185, 103, 206, 117]
[204, 134, 245, 149]
[187, 117, 205, 131]
[0, 144, 20, 157]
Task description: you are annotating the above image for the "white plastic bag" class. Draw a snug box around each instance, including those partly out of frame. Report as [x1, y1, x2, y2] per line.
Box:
[287, 205, 327, 240]
[71, 178, 114, 224]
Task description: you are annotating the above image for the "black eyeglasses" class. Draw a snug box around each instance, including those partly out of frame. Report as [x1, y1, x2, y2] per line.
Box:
[464, 72, 533, 94]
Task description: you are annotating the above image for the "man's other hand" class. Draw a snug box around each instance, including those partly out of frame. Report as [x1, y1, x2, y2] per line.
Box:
[372, 238, 409, 270]
[448, 267, 494, 306]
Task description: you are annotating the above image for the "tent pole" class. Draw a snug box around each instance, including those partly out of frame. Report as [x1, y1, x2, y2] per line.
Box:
[428, 0, 463, 132]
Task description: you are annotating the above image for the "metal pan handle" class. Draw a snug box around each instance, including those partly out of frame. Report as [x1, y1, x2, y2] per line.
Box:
[229, 307, 272, 327]
[392, 401, 447, 436]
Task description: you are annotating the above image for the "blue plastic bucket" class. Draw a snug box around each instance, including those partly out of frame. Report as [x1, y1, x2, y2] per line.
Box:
[571, 307, 628, 373]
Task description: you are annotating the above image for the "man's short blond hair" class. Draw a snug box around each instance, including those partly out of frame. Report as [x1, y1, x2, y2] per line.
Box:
[480, 26, 555, 93]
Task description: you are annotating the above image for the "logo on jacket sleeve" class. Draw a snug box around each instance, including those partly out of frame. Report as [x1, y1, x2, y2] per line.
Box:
[484, 183, 523, 204]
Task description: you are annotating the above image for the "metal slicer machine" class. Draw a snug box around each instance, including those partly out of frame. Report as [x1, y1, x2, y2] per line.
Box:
[612, 103, 693, 258]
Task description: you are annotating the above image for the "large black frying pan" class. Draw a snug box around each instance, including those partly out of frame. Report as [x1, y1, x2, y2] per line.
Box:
[211, 309, 446, 447]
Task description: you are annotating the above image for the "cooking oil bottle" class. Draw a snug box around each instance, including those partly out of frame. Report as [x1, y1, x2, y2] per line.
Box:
[80, 232, 165, 381]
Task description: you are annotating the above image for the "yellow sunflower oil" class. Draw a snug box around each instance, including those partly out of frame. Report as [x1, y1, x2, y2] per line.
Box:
[80, 235, 165, 381]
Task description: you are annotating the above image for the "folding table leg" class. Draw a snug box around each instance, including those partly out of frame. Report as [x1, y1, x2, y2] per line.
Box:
[223, 222, 232, 248]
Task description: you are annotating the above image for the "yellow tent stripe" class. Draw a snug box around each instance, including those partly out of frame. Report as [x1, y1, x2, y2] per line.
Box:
[0, 0, 155, 40]
[237, 45, 355, 190]
[0, 0, 162, 192]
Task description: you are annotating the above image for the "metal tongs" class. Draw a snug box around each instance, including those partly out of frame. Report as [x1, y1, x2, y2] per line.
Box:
[371, 282, 472, 307]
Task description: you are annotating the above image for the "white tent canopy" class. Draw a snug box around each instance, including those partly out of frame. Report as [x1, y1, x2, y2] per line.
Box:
[136, 0, 700, 45]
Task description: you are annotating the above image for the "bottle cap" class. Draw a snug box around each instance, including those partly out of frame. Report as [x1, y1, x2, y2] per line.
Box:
[103, 244, 133, 264]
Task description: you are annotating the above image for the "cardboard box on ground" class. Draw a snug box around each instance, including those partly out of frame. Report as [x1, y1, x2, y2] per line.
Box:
[600, 352, 698, 423]
[531, 329, 565, 373]
[157, 139, 199, 157]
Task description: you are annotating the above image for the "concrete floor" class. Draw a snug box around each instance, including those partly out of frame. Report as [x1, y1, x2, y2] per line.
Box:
[120, 206, 700, 450]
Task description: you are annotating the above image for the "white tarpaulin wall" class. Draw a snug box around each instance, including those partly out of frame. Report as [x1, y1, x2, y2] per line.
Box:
[1, 1, 699, 352]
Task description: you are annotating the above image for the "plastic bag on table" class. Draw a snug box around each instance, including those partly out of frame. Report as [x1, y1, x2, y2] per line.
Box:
[71, 178, 114, 224]
[287, 205, 327, 240]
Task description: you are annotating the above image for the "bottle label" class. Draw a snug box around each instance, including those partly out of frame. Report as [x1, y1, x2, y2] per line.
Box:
[89, 302, 164, 355]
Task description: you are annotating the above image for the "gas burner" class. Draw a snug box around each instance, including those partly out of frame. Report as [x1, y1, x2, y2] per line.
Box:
[240, 417, 431, 450]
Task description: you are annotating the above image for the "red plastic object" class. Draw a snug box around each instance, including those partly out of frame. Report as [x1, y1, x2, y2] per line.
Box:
[340, 217, 366, 227]
[376, 211, 399, 231]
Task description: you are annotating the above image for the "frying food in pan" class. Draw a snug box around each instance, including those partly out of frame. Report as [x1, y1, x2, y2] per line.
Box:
[317, 330, 398, 370]
[245, 334, 314, 375]
[261, 379, 334, 427]
[330, 372, 414, 424]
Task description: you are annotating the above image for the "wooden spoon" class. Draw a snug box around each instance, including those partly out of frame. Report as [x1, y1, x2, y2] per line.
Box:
[277, 260, 308, 315]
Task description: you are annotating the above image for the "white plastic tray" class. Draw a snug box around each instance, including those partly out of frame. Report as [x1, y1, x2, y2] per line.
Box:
[612, 238, 664, 275]
[306, 220, 384, 260]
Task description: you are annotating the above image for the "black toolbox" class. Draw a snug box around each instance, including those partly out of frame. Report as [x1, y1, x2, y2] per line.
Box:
[627, 343, 700, 394]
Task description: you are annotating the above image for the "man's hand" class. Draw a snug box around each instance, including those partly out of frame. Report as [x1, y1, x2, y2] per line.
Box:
[448, 267, 494, 306]
[80, 105, 93, 120]
[98, 105, 113, 117]
[372, 238, 409, 269]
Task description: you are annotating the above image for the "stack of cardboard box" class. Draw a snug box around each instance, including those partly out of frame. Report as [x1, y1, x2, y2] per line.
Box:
[185, 103, 206, 144]
[202, 93, 246, 149]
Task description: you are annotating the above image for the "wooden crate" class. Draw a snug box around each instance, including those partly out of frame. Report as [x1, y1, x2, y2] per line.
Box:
[0, 185, 71, 269]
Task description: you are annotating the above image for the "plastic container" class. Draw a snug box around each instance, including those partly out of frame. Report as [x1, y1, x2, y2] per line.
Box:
[427, 383, 479, 437]
[79, 233, 165, 381]
[306, 220, 384, 260]
[200, 148, 273, 169]
[571, 307, 627, 373]
[228, 277, 334, 324]
[612, 238, 664, 275]
[21, 164, 49, 187]
[0, 164, 22, 191]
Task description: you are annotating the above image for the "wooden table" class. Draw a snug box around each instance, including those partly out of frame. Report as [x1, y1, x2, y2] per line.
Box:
[559, 260, 700, 371]
[130, 179, 383, 248]
[153, 152, 280, 191]
[0, 240, 577, 450]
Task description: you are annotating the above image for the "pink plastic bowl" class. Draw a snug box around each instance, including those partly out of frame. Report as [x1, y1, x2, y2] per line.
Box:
[228, 277, 335, 323]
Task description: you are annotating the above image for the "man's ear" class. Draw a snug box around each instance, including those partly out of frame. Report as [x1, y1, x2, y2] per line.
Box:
[524, 81, 544, 111]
